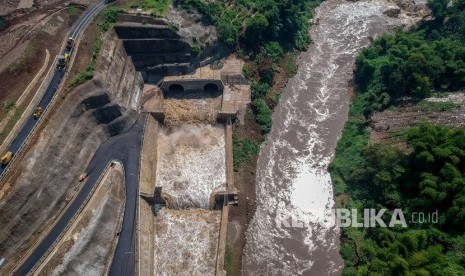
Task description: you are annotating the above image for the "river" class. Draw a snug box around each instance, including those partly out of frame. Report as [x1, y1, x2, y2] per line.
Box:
[243, 0, 427, 275]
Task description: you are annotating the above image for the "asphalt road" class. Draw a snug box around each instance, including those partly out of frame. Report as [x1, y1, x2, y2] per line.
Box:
[4, 1, 145, 274]
[0, 0, 106, 176]
[13, 115, 145, 275]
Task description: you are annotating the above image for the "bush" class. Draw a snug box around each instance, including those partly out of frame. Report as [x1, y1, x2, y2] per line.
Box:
[251, 81, 269, 100]
[255, 99, 272, 133]
[69, 71, 93, 87]
[68, 6, 78, 15]
[264, 42, 283, 63]
[233, 136, 259, 171]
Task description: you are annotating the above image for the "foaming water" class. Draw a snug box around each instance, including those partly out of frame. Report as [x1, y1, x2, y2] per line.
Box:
[153, 209, 221, 276]
[243, 0, 426, 275]
[155, 124, 226, 209]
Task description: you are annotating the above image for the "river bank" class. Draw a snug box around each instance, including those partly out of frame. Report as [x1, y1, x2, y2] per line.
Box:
[241, 0, 428, 275]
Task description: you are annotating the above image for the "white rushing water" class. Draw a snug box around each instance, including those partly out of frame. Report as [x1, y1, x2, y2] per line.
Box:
[155, 124, 226, 209]
[243, 0, 427, 275]
[153, 209, 221, 276]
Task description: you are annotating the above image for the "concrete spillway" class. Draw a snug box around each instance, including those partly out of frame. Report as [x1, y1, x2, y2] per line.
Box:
[155, 124, 226, 209]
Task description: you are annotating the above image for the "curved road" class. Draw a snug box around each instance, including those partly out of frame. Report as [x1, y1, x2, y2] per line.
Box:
[2, 1, 143, 275]
[0, 0, 106, 176]
[14, 115, 144, 275]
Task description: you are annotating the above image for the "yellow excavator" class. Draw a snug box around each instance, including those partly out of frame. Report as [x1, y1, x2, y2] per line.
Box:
[1, 151, 13, 166]
[33, 107, 43, 119]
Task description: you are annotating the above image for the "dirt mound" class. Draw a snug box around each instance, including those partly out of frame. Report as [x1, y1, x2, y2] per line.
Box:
[163, 99, 217, 129]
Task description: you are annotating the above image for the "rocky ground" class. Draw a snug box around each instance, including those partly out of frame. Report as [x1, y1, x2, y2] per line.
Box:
[35, 162, 125, 276]
[370, 93, 465, 146]
[0, 77, 137, 274]
[0, 6, 83, 124]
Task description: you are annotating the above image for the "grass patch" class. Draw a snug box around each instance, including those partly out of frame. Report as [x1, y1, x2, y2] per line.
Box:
[254, 99, 272, 134]
[68, 6, 78, 15]
[0, 107, 24, 143]
[68, 8, 119, 90]
[233, 135, 259, 172]
[224, 246, 234, 275]
[10, 40, 37, 72]
[4, 101, 16, 111]
[128, 0, 171, 15]
[418, 100, 459, 112]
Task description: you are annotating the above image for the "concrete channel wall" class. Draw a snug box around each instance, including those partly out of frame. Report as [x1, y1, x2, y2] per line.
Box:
[215, 122, 235, 276]
[137, 114, 159, 276]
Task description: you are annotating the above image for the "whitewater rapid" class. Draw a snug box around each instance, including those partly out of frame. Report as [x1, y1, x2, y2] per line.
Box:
[243, 0, 426, 274]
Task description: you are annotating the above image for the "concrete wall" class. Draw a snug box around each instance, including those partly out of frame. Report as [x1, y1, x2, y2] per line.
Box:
[160, 79, 224, 93]
[123, 39, 191, 55]
[94, 28, 143, 111]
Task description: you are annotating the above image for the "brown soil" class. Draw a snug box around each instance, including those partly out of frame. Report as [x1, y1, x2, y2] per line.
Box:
[370, 97, 465, 144]
[63, 12, 100, 92]
[226, 108, 262, 276]
[0, 7, 84, 121]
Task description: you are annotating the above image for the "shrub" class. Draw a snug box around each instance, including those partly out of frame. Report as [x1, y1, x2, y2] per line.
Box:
[255, 99, 272, 133]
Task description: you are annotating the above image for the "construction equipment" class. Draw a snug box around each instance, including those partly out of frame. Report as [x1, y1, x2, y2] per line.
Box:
[79, 173, 88, 182]
[1, 151, 13, 166]
[56, 53, 70, 70]
[66, 37, 74, 50]
[33, 107, 43, 119]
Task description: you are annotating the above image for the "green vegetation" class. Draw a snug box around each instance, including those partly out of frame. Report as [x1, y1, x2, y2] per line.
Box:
[68, 6, 78, 15]
[191, 44, 201, 55]
[167, 22, 180, 32]
[128, 0, 171, 15]
[331, 0, 465, 274]
[4, 101, 16, 111]
[0, 107, 24, 142]
[224, 246, 234, 275]
[99, 7, 121, 32]
[69, 8, 120, 90]
[354, 0, 465, 117]
[10, 41, 37, 72]
[233, 135, 260, 171]
[418, 100, 459, 112]
[255, 98, 272, 134]
[0, 16, 4, 29]
[181, 0, 322, 135]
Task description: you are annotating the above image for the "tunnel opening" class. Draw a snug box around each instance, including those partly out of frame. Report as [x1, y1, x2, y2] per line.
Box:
[169, 84, 184, 94]
[204, 83, 219, 94]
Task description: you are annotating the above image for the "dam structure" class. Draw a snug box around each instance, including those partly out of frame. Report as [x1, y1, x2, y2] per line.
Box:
[106, 13, 250, 275]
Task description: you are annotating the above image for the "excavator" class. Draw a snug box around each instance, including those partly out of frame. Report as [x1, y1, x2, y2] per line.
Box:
[33, 107, 43, 119]
[1, 151, 13, 166]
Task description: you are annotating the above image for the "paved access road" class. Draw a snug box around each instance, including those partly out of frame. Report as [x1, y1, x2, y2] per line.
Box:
[0, 0, 106, 176]
[5, 1, 145, 275]
[14, 115, 144, 275]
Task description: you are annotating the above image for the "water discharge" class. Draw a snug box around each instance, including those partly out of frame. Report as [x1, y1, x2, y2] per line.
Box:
[156, 124, 226, 209]
[152, 123, 226, 275]
[153, 209, 221, 276]
[243, 0, 427, 274]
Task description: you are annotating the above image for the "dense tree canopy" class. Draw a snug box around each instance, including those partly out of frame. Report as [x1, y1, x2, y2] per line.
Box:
[355, 0, 465, 115]
[332, 1, 465, 275]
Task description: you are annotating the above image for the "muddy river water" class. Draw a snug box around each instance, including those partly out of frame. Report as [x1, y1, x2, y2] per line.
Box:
[243, 0, 426, 275]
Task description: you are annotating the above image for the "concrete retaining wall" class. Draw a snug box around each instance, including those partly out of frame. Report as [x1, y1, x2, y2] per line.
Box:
[160, 79, 224, 93]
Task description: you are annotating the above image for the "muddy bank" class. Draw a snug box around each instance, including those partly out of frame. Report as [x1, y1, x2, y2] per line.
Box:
[243, 0, 427, 275]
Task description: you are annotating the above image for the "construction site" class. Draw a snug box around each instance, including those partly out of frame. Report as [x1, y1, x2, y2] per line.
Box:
[0, 0, 250, 275]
